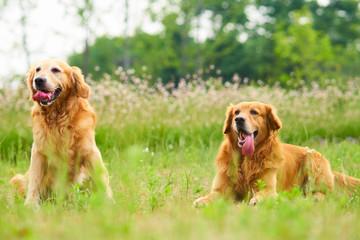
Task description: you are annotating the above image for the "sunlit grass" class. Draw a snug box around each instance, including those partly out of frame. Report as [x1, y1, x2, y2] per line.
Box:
[1, 78, 360, 239]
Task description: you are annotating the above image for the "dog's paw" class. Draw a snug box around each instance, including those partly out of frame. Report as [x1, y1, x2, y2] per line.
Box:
[193, 196, 211, 207]
[106, 187, 114, 201]
[312, 192, 326, 202]
[24, 198, 40, 209]
[249, 196, 262, 206]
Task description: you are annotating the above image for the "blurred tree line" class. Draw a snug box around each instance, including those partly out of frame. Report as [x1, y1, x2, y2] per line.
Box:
[68, 0, 360, 88]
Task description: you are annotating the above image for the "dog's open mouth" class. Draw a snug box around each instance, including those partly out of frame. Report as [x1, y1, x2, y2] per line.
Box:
[237, 130, 258, 156]
[33, 88, 62, 106]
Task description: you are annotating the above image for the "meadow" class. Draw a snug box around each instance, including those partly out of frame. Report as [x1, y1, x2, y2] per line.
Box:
[1, 73, 360, 239]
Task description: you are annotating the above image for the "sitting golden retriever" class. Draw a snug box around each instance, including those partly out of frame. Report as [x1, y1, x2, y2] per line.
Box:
[195, 101, 360, 206]
[11, 59, 113, 206]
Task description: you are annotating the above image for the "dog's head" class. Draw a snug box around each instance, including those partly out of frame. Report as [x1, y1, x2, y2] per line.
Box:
[223, 101, 282, 156]
[26, 59, 90, 106]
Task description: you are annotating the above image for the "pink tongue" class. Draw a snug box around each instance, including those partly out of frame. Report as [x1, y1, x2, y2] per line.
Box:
[33, 91, 51, 101]
[242, 133, 254, 156]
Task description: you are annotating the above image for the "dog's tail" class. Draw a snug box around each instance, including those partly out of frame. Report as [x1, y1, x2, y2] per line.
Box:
[10, 173, 27, 196]
[333, 171, 360, 194]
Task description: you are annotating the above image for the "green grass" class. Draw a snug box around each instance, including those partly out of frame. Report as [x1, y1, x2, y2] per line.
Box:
[1, 81, 360, 239]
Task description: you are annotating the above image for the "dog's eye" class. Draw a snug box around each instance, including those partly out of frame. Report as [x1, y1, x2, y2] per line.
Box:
[234, 110, 240, 115]
[36, 67, 41, 72]
[51, 68, 61, 73]
[250, 109, 258, 115]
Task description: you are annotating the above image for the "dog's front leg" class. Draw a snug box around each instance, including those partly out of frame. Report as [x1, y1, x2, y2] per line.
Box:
[194, 143, 235, 207]
[84, 147, 113, 200]
[194, 173, 232, 207]
[25, 146, 46, 207]
[249, 168, 278, 206]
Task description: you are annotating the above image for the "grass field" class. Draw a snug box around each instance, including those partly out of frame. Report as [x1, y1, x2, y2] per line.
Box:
[1, 77, 360, 239]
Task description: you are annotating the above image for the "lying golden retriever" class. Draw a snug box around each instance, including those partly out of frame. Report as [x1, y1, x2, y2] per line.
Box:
[11, 59, 113, 206]
[195, 101, 360, 206]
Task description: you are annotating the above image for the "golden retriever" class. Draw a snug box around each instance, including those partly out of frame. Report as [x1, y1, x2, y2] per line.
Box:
[195, 101, 360, 206]
[11, 59, 113, 206]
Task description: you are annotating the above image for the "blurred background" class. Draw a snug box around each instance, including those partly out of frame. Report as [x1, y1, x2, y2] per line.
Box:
[1, 0, 360, 88]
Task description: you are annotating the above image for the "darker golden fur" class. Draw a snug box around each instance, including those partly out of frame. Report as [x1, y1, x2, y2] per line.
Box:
[11, 59, 112, 206]
[195, 101, 360, 206]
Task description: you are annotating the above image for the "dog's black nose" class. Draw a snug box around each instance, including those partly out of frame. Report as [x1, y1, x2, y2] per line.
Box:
[235, 116, 245, 124]
[34, 77, 46, 86]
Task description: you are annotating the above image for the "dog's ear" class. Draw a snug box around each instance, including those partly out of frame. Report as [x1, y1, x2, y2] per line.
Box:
[223, 104, 234, 134]
[71, 66, 90, 99]
[266, 104, 282, 131]
[26, 66, 36, 100]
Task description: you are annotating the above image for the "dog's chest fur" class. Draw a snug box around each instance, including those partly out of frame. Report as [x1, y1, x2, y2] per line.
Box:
[229, 141, 283, 200]
[229, 153, 266, 198]
[31, 103, 95, 183]
[33, 113, 74, 153]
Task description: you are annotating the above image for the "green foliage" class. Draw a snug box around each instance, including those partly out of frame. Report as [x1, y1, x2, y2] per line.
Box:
[66, 184, 91, 210]
[69, 9, 200, 84]
[68, 36, 126, 80]
[255, 179, 266, 192]
[67, 0, 360, 88]
[272, 7, 335, 87]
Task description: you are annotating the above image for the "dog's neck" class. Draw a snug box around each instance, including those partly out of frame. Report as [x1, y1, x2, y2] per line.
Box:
[34, 95, 83, 126]
[252, 133, 278, 159]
